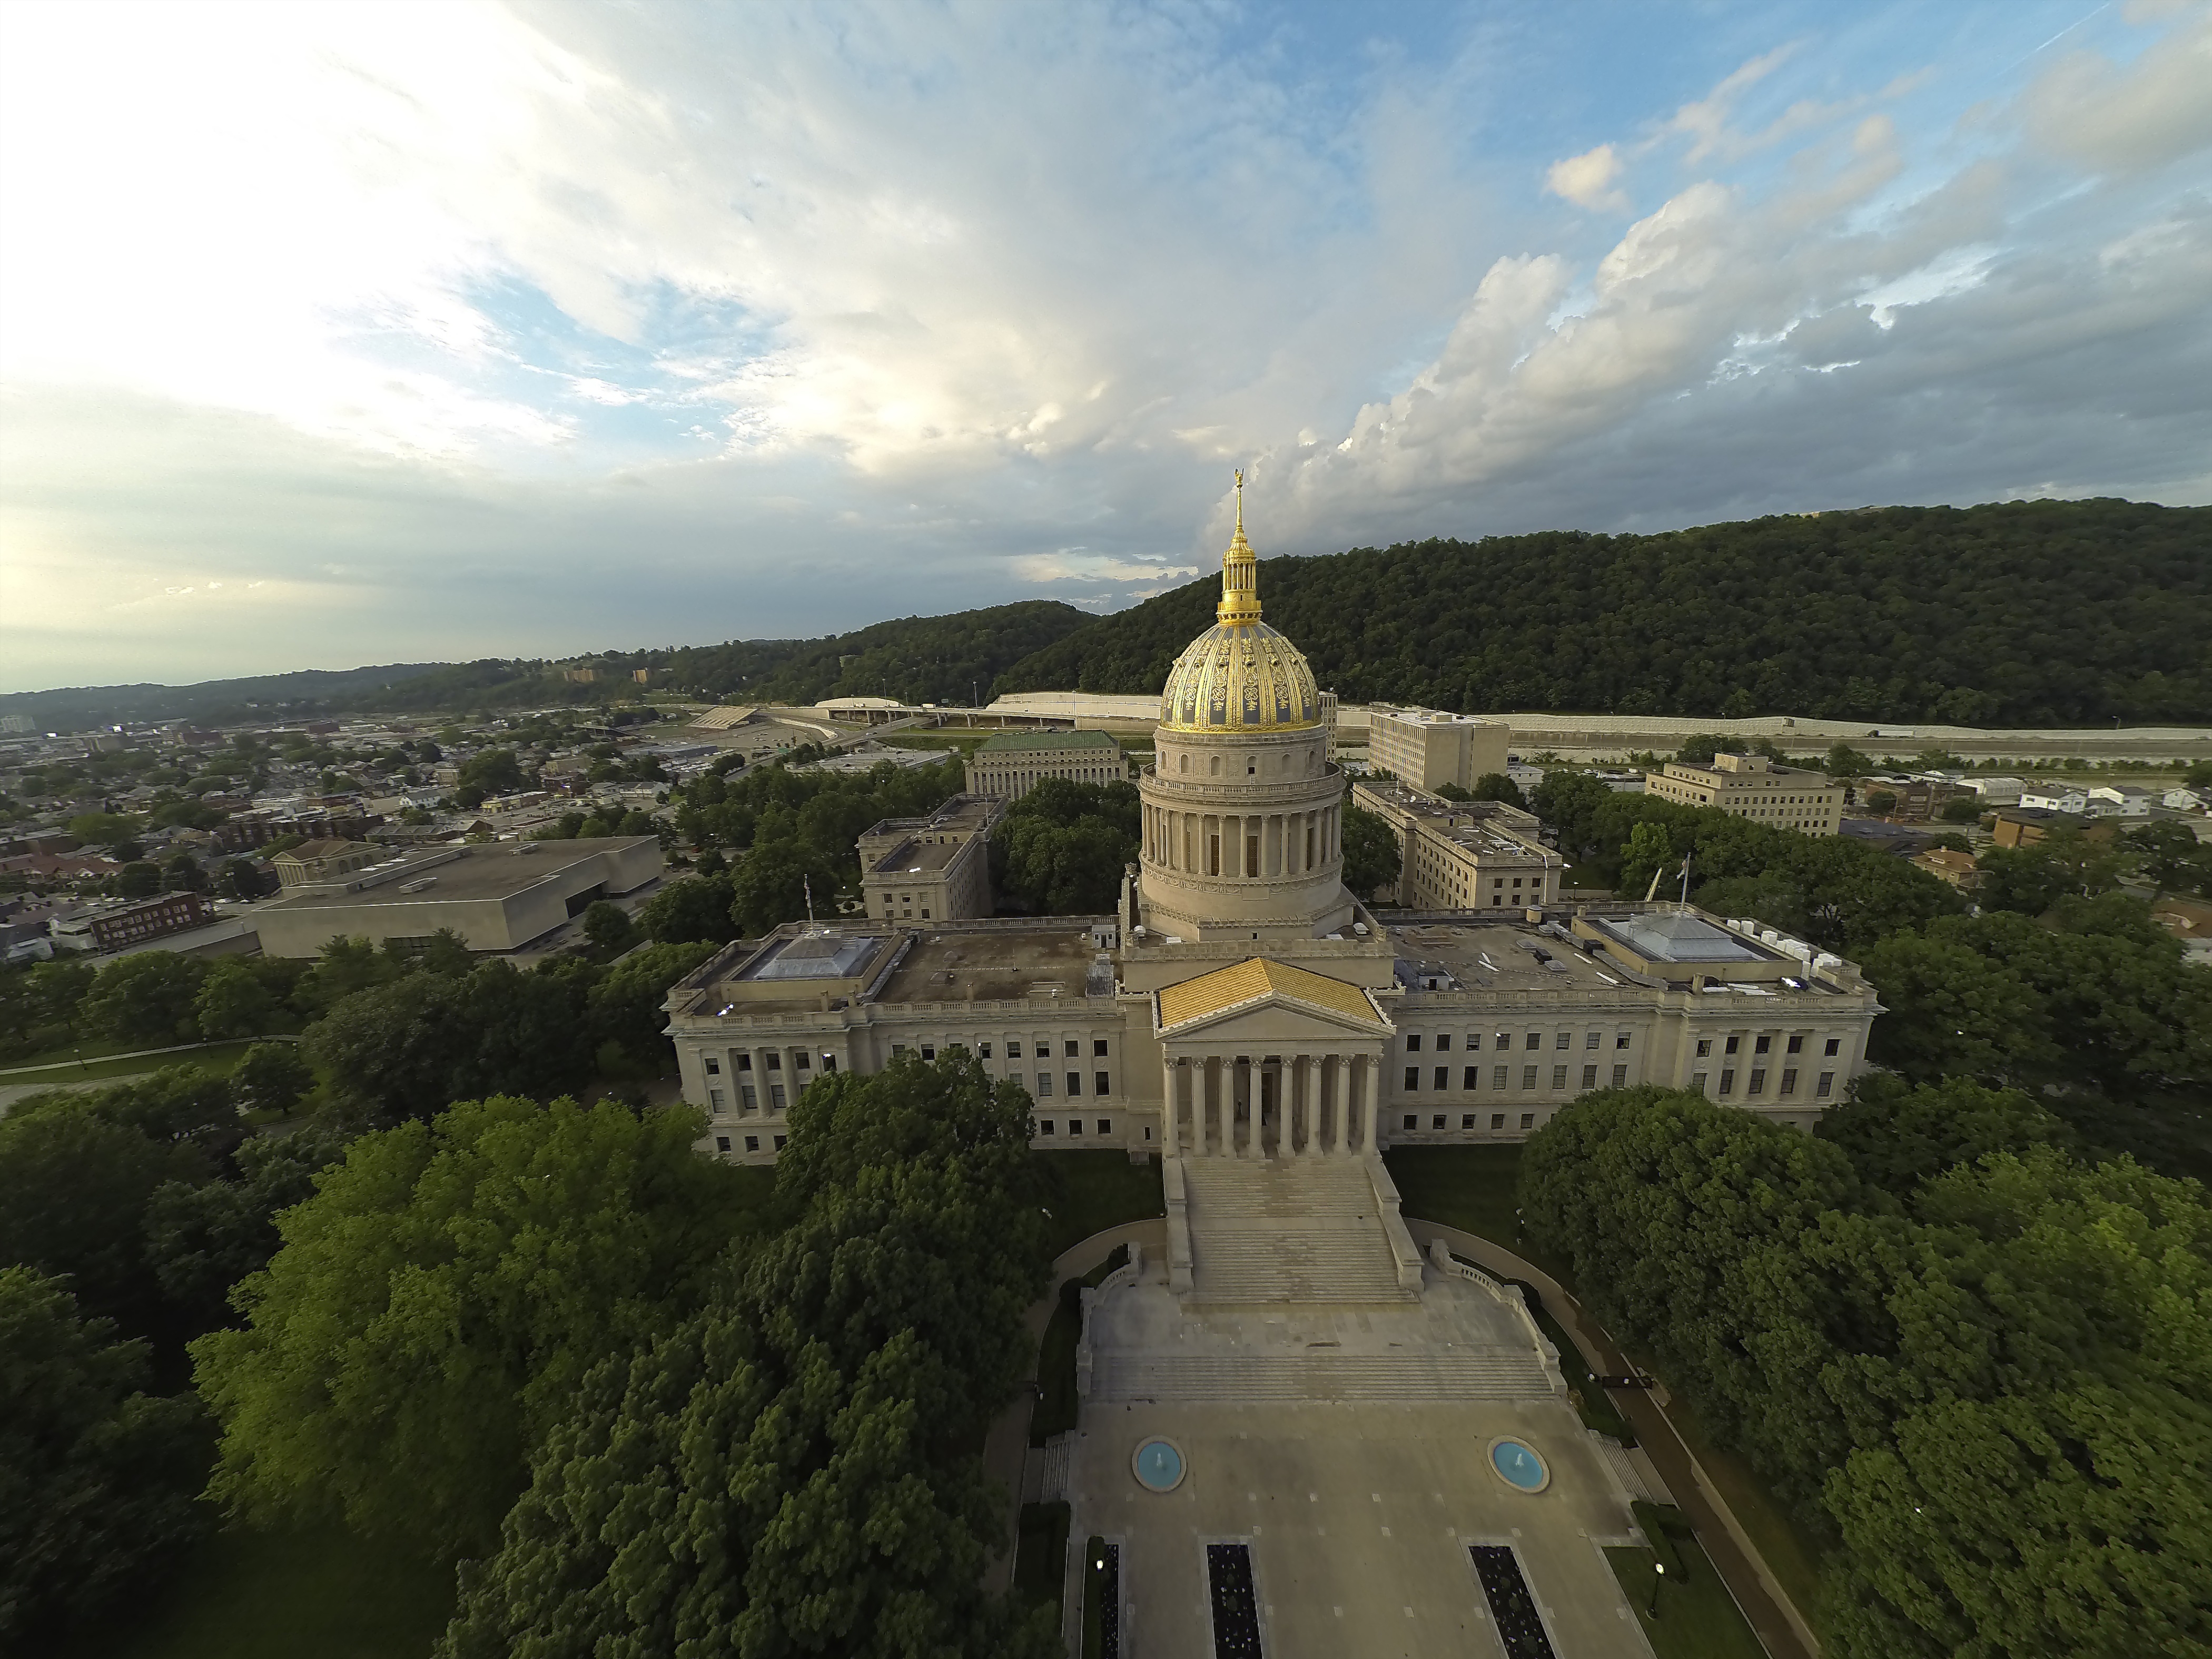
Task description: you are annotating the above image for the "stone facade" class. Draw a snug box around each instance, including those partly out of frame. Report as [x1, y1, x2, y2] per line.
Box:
[1643, 751, 1843, 835]
[857, 793, 1001, 923]
[1366, 704, 1511, 794]
[1351, 779, 1564, 911]
[965, 728, 1127, 799]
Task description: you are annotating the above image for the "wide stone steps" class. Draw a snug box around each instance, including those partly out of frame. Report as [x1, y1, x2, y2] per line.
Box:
[1179, 1157, 1415, 1306]
[1090, 1351, 1554, 1403]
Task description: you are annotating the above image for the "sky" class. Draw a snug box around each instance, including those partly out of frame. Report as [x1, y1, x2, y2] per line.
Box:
[2, 0, 2207, 693]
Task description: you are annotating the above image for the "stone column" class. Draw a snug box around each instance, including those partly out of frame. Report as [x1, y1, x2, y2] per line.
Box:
[1161, 1055, 1178, 1156]
[1361, 1055, 1380, 1153]
[1295, 1055, 1313, 1156]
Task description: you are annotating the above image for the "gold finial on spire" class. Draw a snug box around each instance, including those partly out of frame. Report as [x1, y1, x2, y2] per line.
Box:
[1218, 467, 1262, 625]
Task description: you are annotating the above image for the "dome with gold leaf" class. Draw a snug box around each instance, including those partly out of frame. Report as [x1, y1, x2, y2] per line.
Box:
[1158, 476, 1322, 734]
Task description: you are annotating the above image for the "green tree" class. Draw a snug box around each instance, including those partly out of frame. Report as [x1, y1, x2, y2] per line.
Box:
[1858, 930, 2055, 1081]
[0, 1269, 209, 1647]
[1617, 819, 1678, 899]
[118, 860, 163, 897]
[194, 957, 277, 1040]
[2125, 819, 2205, 896]
[231, 1042, 315, 1118]
[1864, 789, 1898, 815]
[292, 934, 399, 1014]
[437, 1054, 1055, 1658]
[1816, 1074, 2074, 1192]
[193, 1096, 750, 1554]
[1826, 743, 1870, 777]
[1938, 796, 1982, 823]
[637, 873, 739, 944]
[142, 1126, 351, 1332]
[79, 951, 210, 1045]
[579, 899, 637, 959]
[586, 941, 718, 1069]
[1340, 803, 1401, 898]
[1468, 772, 1527, 808]
[66, 811, 144, 849]
[728, 843, 842, 935]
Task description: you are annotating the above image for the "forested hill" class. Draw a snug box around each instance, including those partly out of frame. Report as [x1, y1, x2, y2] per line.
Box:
[993, 500, 2212, 726]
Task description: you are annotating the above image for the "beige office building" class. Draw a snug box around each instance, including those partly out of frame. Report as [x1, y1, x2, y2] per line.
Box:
[857, 794, 1002, 924]
[965, 728, 1127, 799]
[667, 489, 1877, 1169]
[1351, 780, 1564, 911]
[1644, 752, 1843, 834]
[1366, 705, 1510, 794]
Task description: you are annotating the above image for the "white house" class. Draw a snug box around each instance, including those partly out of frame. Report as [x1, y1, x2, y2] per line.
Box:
[2086, 785, 2154, 818]
[2164, 787, 2207, 812]
[2019, 785, 2090, 814]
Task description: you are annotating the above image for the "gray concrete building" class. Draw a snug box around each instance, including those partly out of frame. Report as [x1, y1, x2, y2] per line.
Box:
[1367, 704, 1512, 794]
[857, 793, 1002, 924]
[253, 836, 662, 956]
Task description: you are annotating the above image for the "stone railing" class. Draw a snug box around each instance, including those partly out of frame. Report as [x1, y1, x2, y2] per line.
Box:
[1426, 1237, 1568, 1399]
[1362, 1156, 1428, 1292]
[1162, 1159, 1194, 1292]
[1074, 1241, 1143, 1399]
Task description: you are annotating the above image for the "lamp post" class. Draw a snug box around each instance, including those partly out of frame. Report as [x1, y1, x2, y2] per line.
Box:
[1647, 1558, 1665, 1619]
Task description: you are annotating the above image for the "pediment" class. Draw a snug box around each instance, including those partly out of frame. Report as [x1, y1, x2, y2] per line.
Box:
[1161, 996, 1389, 1045]
[1154, 956, 1389, 1039]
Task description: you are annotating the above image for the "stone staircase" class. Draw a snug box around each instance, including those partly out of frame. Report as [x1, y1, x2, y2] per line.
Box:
[1180, 1156, 1416, 1306]
[1090, 1350, 1554, 1403]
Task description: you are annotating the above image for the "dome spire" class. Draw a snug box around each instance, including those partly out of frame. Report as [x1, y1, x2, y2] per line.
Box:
[1218, 468, 1263, 625]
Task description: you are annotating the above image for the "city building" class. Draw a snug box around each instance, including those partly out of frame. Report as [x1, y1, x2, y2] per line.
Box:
[1990, 806, 2116, 848]
[51, 891, 213, 953]
[964, 728, 1127, 799]
[1350, 779, 1564, 910]
[666, 485, 1879, 1168]
[271, 838, 379, 887]
[1365, 705, 1510, 794]
[857, 794, 1002, 924]
[1643, 752, 1843, 834]
[253, 836, 661, 957]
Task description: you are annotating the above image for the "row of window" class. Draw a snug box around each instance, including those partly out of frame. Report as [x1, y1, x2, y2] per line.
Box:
[1693, 1034, 1843, 1059]
[1406, 1030, 1631, 1053]
[1035, 1117, 1112, 1137]
[1405, 1112, 1540, 1132]
[1406, 1063, 1628, 1092]
[715, 1133, 787, 1154]
[1695, 1068, 1836, 1099]
[893, 1038, 1111, 1061]
[1011, 1071, 1112, 1098]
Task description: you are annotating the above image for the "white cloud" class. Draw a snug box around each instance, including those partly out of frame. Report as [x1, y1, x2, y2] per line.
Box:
[1546, 144, 1628, 211]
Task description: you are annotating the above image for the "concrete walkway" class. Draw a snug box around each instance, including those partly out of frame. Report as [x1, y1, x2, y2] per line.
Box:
[980, 1220, 1168, 1596]
[0, 1032, 299, 1078]
[1406, 1219, 1821, 1659]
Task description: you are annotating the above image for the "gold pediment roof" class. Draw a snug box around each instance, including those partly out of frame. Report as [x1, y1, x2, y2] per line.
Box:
[1157, 958, 1385, 1031]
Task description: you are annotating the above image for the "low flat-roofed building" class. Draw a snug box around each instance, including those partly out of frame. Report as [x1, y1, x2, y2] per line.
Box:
[1990, 806, 2117, 848]
[1644, 752, 1843, 835]
[1366, 705, 1510, 794]
[52, 891, 213, 954]
[253, 836, 662, 956]
[1350, 779, 1564, 911]
[965, 728, 1127, 799]
[857, 794, 1003, 924]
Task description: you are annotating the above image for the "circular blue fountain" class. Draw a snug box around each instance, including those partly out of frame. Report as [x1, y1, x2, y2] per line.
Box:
[1488, 1437, 1550, 1493]
[1132, 1437, 1187, 1492]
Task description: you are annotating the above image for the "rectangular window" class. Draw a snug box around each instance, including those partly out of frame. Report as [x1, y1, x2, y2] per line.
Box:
[1403, 1113, 1417, 1130]
[738, 1052, 755, 1071]
[980, 1042, 993, 1058]
[920, 908, 929, 919]
[1036, 1073, 1052, 1097]
[1069, 1120, 1083, 1136]
[1818, 1071, 1835, 1097]
[1786, 1034, 1803, 1054]
[1692, 1072, 1709, 1093]
[1755, 1034, 1771, 1054]
[1551, 1064, 1568, 1090]
[1098, 1118, 1112, 1135]
[1719, 1069, 1735, 1095]
[1095, 1071, 1110, 1095]
[1040, 1119, 1055, 1135]
[1616, 1031, 1632, 1049]
[1427, 1066, 1442, 1090]
[1553, 1031, 1570, 1050]
[1749, 1068, 1766, 1095]
[1464, 1066, 1479, 1089]
[1585, 1031, 1601, 1049]
[1065, 1041, 1079, 1059]
[1492, 1113, 1505, 1129]
[1432, 1114, 1446, 1130]
[745, 1135, 759, 1152]
[920, 1045, 934, 1061]
[1007, 1041, 1022, 1058]
[769, 1085, 787, 1110]
[715, 1135, 730, 1154]
[1067, 1071, 1082, 1097]
[822, 1055, 836, 1073]
[1696, 1038, 1712, 1058]
[708, 1088, 725, 1113]
[705, 1057, 721, 1075]
[1094, 1039, 1109, 1057]
[1467, 1033, 1482, 1050]
[1525, 1032, 1541, 1051]
[740, 1086, 756, 1112]
[766, 1052, 782, 1071]
[1581, 1065, 1597, 1089]
[1406, 1034, 1422, 1052]
[1522, 1064, 1538, 1090]
[1493, 1065, 1509, 1089]
[773, 1135, 786, 1150]
[1781, 1069, 1798, 1096]
[1463, 1114, 1477, 1129]
[1825, 1038, 1842, 1056]
[1435, 1033, 1451, 1052]
[1724, 1035, 1740, 1056]
[1519, 1113, 1535, 1130]
[1405, 1066, 1421, 1090]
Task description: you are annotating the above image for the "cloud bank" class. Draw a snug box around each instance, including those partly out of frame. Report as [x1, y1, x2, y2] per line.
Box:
[1, 0, 2207, 690]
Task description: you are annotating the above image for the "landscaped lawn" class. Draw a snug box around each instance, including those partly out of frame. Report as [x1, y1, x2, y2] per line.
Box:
[1043, 1149, 1164, 1260]
[0, 1040, 264, 1087]
[1605, 1539, 1770, 1659]
[1651, 1384, 1828, 1626]
[56, 1526, 458, 1659]
[1382, 1143, 1573, 1279]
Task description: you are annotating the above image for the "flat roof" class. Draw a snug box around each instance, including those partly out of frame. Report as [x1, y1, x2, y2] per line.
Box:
[1584, 912, 1765, 964]
[258, 837, 650, 910]
[871, 836, 967, 875]
[740, 930, 885, 981]
[876, 929, 1098, 1004]
[1387, 920, 1631, 992]
[974, 728, 1121, 752]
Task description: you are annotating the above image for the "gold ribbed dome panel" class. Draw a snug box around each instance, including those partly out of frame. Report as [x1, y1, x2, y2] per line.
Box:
[1158, 471, 1322, 733]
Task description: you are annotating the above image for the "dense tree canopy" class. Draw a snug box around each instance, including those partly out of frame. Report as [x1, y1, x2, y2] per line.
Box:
[996, 501, 2212, 724]
[437, 1052, 1056, 1658]
[992, 777, 1140, 915]
[1520, 1085, 2212, 1659]
[193, 1096, 755, 1554]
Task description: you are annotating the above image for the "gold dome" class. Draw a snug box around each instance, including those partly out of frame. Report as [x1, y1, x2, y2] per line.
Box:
[1159, 474, 1322, 734]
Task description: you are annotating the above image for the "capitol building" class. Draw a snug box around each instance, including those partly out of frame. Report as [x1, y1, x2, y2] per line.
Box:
[665, 485, 1881, 1191]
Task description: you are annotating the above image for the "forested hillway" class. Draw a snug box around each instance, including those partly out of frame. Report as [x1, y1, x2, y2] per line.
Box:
[993, 500, 2212, 727]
